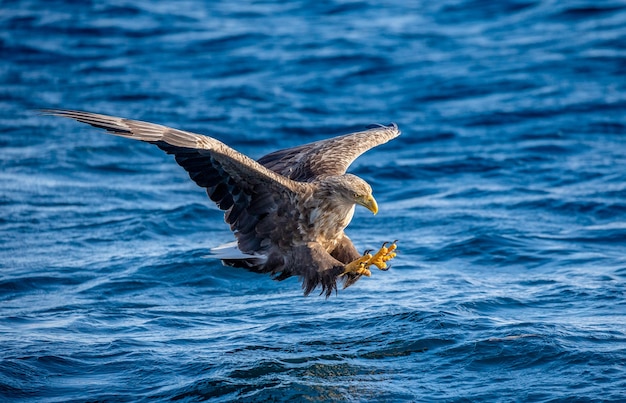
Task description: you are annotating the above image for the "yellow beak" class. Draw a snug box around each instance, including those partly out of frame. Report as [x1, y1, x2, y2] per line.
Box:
[359, 194, 379, 215]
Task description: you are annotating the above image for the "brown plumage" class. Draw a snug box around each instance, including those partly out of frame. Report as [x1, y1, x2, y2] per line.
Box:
[42, 109, 400, 296]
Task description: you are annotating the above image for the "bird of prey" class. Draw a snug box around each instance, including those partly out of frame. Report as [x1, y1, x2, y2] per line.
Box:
[43, 110, 400, 296]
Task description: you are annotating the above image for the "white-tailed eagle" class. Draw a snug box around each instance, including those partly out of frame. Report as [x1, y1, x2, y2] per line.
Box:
[43, 110, 400, 296]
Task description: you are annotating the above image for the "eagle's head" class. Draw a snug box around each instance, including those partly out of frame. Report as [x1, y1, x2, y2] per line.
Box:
[322, 174, 378, 215]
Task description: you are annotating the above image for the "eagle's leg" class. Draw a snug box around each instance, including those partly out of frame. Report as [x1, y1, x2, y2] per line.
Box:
[365, 241, 397, 271]
[341, 253, 373, 277]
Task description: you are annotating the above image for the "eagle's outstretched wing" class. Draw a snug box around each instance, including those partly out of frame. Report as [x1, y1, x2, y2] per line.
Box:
[257, 123, 400, 181]
[41, 109, 301, 257]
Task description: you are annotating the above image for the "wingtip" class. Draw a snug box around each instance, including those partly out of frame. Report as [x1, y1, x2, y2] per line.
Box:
[365, 122, 400, 134]
[38, 108, 76, 117]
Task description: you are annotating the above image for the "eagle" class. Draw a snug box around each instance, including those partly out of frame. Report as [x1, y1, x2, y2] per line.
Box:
[43, 110, 400, 296]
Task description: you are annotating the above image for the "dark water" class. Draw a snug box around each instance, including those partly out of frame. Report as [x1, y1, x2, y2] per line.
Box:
[2, 0, 626, 401]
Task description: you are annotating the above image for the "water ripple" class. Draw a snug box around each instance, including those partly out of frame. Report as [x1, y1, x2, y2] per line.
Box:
[2, 0, 626, 401]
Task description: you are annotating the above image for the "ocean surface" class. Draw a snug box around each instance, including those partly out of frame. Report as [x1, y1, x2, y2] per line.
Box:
[2, 0, 626, 401]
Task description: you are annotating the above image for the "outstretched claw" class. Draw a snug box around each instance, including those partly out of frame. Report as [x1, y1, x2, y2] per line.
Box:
[341, 253, 373, 277]
[341, 241, 398, 279]
[366, 240, 397, 270]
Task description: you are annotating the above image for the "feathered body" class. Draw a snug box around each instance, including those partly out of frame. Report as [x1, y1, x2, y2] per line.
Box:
[43, 110, 400, 296]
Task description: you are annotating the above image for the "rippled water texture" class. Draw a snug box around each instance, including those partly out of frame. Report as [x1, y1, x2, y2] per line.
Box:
[2, 1, 626, 401]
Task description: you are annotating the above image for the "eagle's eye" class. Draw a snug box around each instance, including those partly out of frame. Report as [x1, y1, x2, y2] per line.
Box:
[353, 193, 359, 198]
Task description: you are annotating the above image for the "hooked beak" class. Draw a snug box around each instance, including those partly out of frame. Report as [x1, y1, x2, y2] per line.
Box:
[359, 194, 379, 215]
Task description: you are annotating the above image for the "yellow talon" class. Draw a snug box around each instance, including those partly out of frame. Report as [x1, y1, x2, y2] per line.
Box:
[342, 253, 372, 277]
[341, 241, 398, 277]
[367, 241, 398, 270]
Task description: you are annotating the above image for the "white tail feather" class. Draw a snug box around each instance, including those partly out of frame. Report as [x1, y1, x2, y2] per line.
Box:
[207, 241, 268, 263]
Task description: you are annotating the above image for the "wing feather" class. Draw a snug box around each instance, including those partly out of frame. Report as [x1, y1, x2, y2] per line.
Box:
[42, 109, 303, 256]
[257, 123, 400, 180]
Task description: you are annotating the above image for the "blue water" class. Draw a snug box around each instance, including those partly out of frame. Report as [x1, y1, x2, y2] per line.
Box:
[2, 0, 626, 401]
